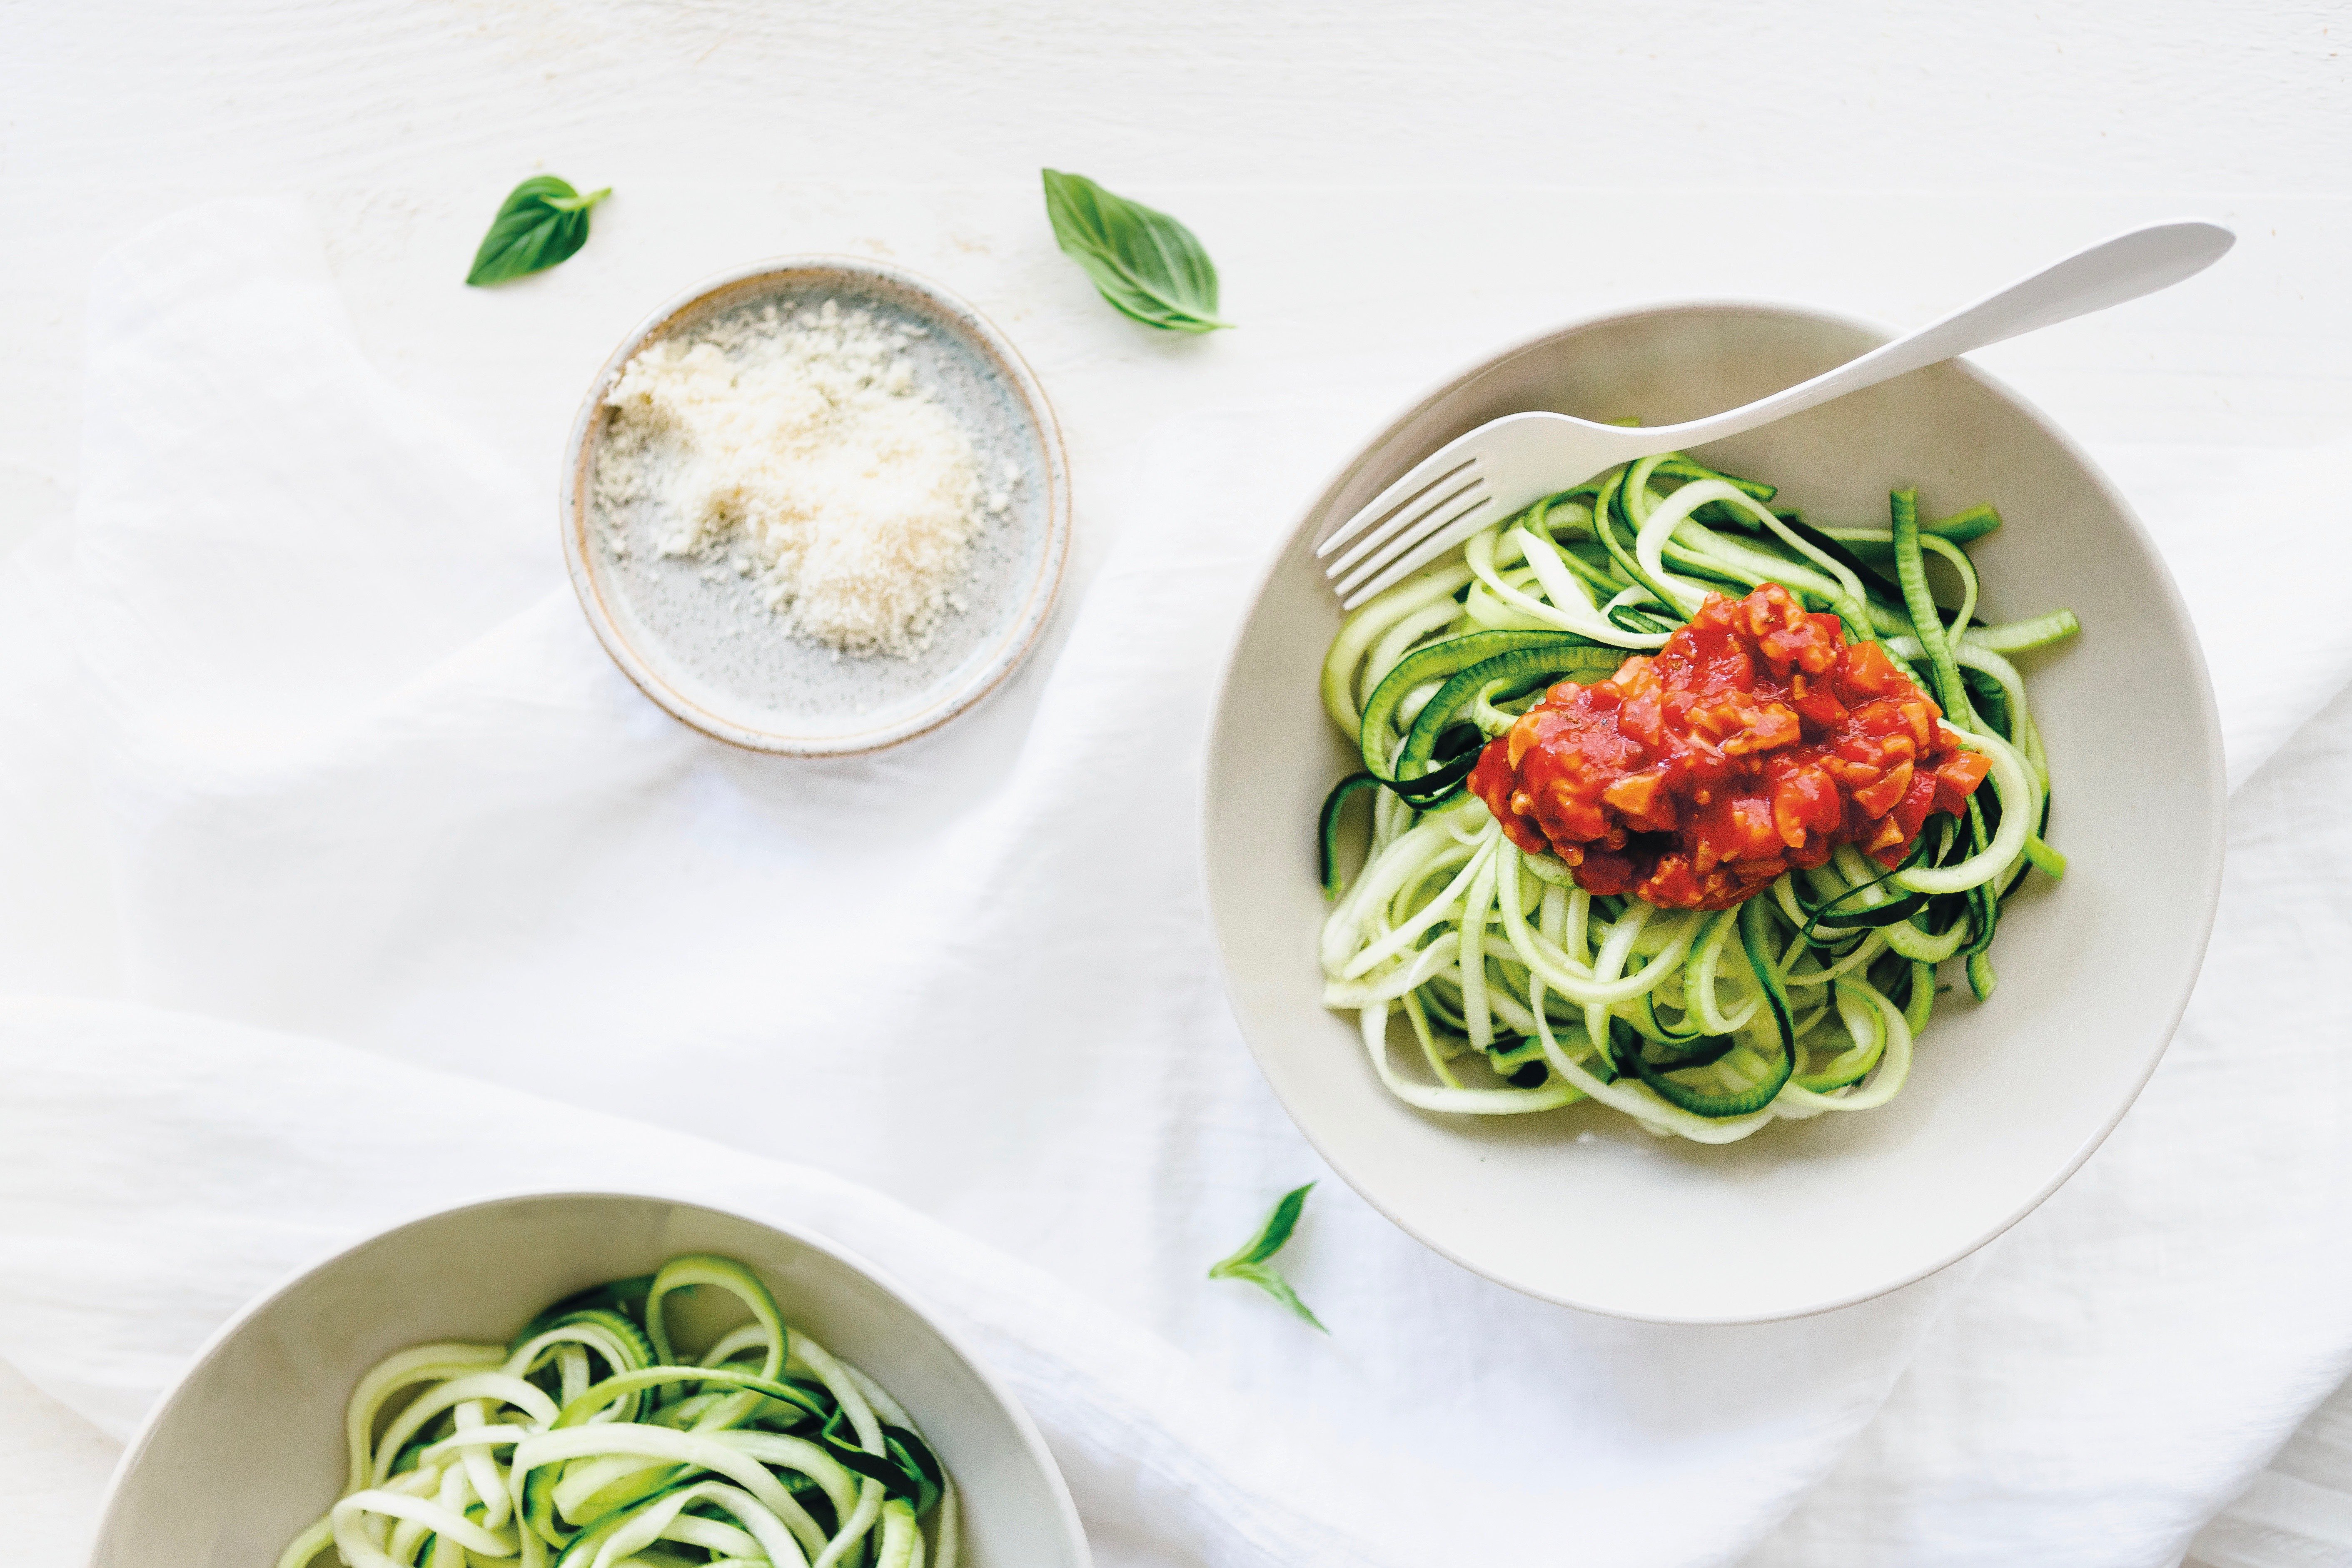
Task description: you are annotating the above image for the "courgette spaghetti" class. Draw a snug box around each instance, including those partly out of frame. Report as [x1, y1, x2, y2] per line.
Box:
[1317, 454, 2073, 1144]
[277, 1254, 955, 1568]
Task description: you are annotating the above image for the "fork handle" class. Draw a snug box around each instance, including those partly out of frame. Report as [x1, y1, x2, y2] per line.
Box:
[1648, 220, 2233, 452]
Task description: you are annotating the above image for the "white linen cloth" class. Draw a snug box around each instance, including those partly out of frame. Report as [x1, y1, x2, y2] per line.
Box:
[0, 199, 2346, 1566]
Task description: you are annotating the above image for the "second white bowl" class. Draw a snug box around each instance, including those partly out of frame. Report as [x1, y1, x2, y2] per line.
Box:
[87, 1190, 1091, 1567]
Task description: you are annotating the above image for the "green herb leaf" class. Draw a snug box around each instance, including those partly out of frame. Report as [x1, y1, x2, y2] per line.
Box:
[1216, 1261, 1328, 1333]
[466, 175, 610, 287]
[1209, 1184, 1325, 1331]
[1040, 169, 1231, 333]
[1215, 1181, 1314, 1268]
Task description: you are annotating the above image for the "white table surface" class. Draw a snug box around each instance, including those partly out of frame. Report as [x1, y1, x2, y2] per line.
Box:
[5, 2, 2347, 1560]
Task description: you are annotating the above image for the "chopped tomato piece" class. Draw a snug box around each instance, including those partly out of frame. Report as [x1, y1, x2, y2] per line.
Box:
[1851, 760, 1915, 820]
[1933, 750, 1994, 815]
[1876, 768, 1946, 866]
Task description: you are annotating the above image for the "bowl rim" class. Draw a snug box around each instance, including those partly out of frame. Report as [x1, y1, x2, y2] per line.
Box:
[85, 1185, 1094, 1566]
[560, 254, 1073, 757]
[1199, 296, 2227, 1324]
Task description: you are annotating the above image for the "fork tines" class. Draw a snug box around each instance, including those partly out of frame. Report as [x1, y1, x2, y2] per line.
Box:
[1322, 459, 1492, 598]
[1318, 456, 1476, 557]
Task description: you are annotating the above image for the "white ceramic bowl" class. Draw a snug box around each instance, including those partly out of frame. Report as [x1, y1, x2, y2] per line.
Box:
[1204, 303, 2225, 1324]
[563, 257, 1070, 755]
[87, 1191, 1091, 1567]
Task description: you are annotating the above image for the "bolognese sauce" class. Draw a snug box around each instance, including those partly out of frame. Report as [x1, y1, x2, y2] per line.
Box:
[1467, 583, 1990, 910]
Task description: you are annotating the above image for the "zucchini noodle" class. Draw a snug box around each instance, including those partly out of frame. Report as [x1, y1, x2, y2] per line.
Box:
[1316, 455, 2076, 1144]
[279, 1254, 956, 1568]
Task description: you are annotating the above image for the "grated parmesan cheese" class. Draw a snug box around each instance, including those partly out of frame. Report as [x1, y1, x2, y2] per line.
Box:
[594, 298, 1003, 658]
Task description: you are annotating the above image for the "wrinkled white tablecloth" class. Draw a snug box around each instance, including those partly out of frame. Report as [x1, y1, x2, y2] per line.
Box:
[2, 200, 2349, 1566]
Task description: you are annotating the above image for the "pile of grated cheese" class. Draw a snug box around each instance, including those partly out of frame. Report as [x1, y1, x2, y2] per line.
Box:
[594, 298, 1013, 658]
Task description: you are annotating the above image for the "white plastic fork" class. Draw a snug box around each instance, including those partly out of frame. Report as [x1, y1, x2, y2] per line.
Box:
[1319, 220, 2235, 609]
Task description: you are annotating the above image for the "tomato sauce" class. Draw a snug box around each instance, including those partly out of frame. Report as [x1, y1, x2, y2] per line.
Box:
[1467, 583, 1990, 910]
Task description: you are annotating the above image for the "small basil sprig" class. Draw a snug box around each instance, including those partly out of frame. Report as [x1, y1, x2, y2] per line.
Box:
[466, 175, 610, 287]
[1041, 169, 1231, 334]
[1209, 1182, 1325, 1331]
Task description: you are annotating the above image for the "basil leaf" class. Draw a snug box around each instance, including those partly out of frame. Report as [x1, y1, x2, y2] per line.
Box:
[1215, 1261, 1329, 1334]
[466, 175, 610, 287]
[1209, 1184, 1326, 1332]
[1040, 169, 1231, 333]
[1216, 1181, 1313, 1267]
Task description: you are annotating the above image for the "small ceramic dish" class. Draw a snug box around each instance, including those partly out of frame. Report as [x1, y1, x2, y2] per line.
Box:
[563, 258, 1070, 755]
[85, 1190, 1092, 1567]
[1202, 302, 2225, 1324]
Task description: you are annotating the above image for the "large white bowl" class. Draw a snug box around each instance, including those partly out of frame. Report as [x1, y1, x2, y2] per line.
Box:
[87, 1191, 1091, 1567]
[1203, 303, 2225, 1324]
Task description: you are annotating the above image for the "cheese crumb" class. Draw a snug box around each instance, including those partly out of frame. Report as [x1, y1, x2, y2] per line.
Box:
[594, 299, 985, 658]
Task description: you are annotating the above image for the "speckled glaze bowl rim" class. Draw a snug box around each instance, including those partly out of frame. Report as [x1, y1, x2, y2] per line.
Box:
[561, 255, 1072, 757]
